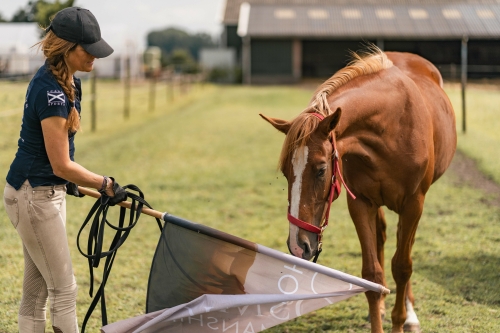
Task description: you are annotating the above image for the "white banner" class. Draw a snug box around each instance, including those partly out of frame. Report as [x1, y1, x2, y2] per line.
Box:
[100, 215, 389, 333]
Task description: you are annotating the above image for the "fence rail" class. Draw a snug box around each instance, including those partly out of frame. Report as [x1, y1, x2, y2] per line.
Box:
[438, 64, 500, 79]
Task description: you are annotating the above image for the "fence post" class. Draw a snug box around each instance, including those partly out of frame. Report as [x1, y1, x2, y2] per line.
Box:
[124, 57, 131, 120]
[167, 69, 174, 103]
[180, 74, 188, 95]
[178, 74, 183, 95]
[149, 73, 156, 112]
[90, 69, 97, 132]
[461, 35, 468, 134]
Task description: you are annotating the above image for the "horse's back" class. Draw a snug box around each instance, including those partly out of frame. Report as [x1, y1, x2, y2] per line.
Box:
[386, 52, 457, 183]
[386, 51, 443, 88]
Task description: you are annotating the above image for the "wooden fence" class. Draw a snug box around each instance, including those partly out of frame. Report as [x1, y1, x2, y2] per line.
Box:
[88, 68, 205, 132]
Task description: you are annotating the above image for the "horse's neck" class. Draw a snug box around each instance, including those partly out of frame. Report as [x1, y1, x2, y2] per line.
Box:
[329, 89, 376, 159]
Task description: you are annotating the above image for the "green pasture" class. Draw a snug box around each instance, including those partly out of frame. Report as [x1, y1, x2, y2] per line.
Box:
[0, 78, 499, 332]
[446, 82, 500, 184]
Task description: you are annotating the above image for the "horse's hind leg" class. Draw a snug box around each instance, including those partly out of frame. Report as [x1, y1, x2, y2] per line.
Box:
[348, 198, 385, 333]
[391, 195, 424, 333]
[367, 208, 388, 323]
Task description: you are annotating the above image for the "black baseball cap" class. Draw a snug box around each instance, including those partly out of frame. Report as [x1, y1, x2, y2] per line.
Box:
[45, 7, 113, 58]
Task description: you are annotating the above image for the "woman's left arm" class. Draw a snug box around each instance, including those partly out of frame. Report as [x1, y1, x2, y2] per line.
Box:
[41, 115, 109, 192]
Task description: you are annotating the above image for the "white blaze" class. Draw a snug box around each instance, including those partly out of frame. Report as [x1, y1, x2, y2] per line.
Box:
[289, 146, 308, 257]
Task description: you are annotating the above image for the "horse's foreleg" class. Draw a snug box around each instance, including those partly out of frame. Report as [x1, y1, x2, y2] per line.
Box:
[348, 198, 385, 333]
[376, 207, 388, 320]
[404, 282, 421, 332]
[391, 195, 424, 333]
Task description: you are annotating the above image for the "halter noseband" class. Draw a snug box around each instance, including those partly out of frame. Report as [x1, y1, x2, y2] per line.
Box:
[287, 112, 356, 262]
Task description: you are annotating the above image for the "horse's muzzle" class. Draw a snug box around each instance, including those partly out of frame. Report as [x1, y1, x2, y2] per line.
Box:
[287, 232, 317, 261]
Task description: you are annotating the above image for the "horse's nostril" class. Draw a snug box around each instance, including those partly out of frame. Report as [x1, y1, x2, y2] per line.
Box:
[299, 235, 313, 258]
[296, 232, 319, 260]
[303, 241, 312, 256]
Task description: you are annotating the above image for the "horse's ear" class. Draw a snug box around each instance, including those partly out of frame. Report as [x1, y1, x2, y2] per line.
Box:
[259, 114, 291, 134]
[319, 107, 342, 138]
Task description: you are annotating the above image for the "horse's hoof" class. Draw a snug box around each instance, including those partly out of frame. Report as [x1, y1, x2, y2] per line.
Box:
[403, 323, 421, 332]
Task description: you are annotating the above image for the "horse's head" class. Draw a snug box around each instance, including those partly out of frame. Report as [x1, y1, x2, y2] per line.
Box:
[260, 108, 343, 261]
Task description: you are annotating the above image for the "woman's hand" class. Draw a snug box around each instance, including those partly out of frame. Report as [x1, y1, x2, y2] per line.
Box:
[104, 177, 115, 197]
[106, 177, 128, 206]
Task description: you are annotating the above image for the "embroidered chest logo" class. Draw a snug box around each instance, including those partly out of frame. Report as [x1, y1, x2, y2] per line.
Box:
[47, 90, 65, 106]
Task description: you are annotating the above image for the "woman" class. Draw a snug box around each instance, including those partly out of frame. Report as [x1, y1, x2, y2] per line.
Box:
[3, 7, 126, 333]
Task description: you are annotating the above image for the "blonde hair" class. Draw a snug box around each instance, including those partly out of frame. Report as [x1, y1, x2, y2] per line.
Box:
[308, 46, 393, 117]
[35, 30, 80, 133]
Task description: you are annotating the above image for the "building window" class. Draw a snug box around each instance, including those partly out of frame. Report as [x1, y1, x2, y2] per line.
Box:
[409, 9, 429, 19]
[308, 9, 329, 19]
[476, 9, 495, 19]
[274, 9, 296, 19]
[342, 9, 362, 19]
[376, 9, 395, 20]
[442, 9, 461, 19]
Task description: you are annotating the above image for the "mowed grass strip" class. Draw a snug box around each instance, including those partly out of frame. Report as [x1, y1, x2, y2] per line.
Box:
[0, 80, 499, 332]
[446, 82, 500, 184]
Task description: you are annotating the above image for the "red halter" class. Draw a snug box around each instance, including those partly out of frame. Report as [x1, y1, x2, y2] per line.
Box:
[287, 112, 356, 260]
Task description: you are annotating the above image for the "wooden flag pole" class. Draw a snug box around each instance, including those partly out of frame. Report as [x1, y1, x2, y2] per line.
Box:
[77, 186, 165, 219]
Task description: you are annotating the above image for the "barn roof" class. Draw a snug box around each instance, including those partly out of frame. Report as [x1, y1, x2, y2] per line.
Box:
[223, 0, 500, 24]
[234, 2, 500, 38]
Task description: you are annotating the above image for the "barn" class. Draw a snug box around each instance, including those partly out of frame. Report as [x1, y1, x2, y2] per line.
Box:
[221, 0, 500, 84]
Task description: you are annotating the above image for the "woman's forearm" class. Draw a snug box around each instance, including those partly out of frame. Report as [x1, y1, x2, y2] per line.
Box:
[52, 160, 104, 190]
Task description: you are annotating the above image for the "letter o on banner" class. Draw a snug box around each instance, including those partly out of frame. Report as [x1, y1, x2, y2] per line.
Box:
[278, 275, 299, 294]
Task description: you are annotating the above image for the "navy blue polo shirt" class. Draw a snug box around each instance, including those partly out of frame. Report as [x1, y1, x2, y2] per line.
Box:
[6, 63, 82, 190]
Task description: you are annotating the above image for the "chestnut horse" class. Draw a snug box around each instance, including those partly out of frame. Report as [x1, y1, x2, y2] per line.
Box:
[260, 48, 456, 333]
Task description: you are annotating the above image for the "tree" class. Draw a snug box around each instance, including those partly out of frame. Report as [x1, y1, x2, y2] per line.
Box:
[167, 49, 199, 73]
[35, 0, 75, 29]
[147, 27, 215, 62]
[0, 12, 8, 22]
[10, 3, 35, 22]
[10, 0, 75, 29]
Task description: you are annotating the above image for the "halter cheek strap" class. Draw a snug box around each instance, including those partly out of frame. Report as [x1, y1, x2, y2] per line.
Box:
[287, 112, 356, 262]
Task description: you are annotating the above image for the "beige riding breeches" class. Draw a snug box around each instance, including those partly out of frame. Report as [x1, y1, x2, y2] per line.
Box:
[3, 181, 79, 333]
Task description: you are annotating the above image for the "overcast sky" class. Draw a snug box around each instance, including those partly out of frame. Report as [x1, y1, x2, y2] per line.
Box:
[1, 0, 226, 46]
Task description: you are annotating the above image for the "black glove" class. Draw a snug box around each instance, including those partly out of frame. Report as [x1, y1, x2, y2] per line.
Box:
[66, 182, 85, 197]
[107, 177, 128, 206]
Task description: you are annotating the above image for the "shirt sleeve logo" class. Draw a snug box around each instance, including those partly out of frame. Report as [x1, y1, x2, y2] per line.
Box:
[47, 90, 66, 106]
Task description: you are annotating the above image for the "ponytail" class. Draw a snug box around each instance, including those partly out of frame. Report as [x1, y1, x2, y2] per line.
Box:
[36, 30, 80, 133]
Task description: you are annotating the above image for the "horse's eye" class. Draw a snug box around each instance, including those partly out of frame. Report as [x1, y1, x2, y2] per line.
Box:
[317, 167, 326, 178]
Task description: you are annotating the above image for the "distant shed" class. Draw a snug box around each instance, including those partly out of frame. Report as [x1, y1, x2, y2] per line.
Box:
[0, 22, 143, 80]
[199, 48, 237, 69]
[221, 0, 500, 84]
[0, 23, 44, 78]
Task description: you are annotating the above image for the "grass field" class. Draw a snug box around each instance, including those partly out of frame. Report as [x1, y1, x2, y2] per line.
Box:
[0, 78, 499, 332]
[446, 82, 500, 185]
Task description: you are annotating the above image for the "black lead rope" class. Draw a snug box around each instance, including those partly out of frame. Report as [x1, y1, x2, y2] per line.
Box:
[313, 248, 322, 263]
[76, 184, 163, 333]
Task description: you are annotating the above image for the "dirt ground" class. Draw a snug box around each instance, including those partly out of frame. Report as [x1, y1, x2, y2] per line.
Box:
[448, 150, 500, 207]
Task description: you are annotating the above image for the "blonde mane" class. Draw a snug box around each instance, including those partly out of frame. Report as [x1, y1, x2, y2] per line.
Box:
[278, 46, 393, 170]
